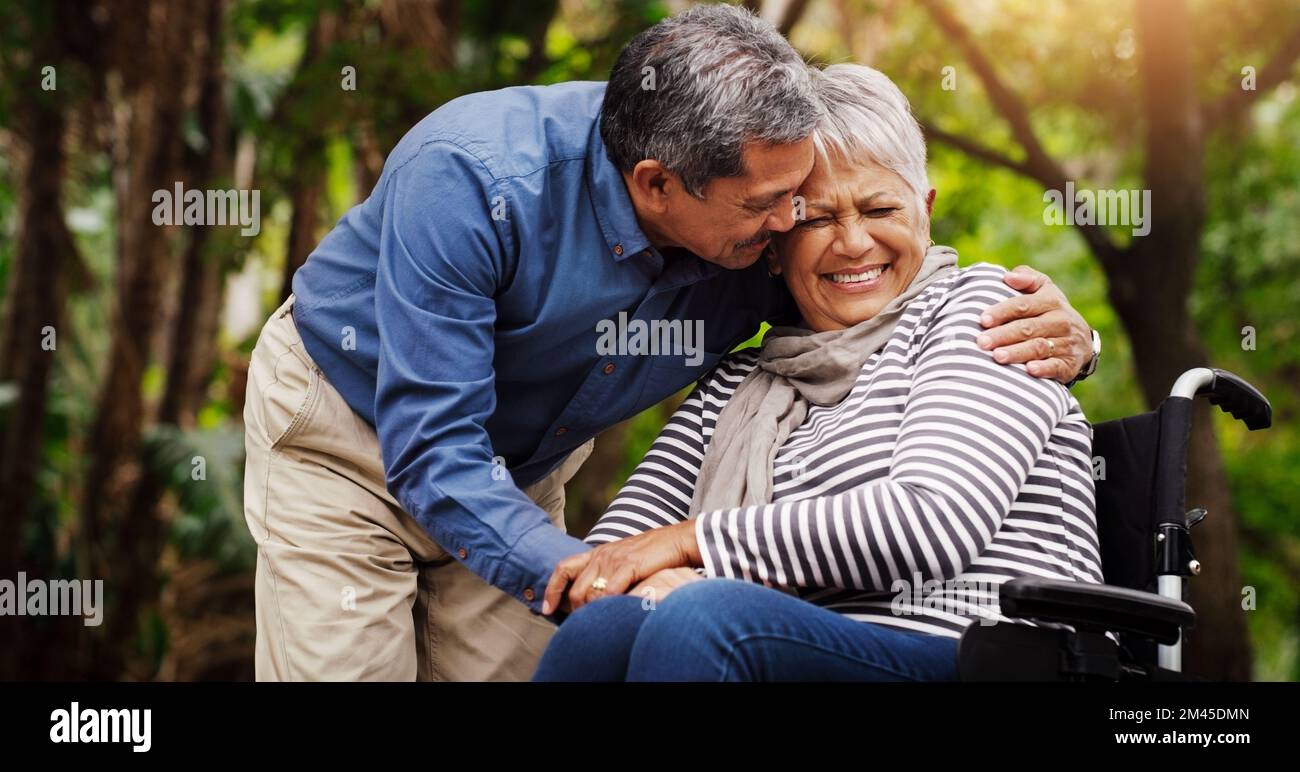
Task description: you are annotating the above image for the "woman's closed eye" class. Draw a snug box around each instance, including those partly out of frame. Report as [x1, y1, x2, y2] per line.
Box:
[795, 215, 835, 230]
[795, 208, 897, 230]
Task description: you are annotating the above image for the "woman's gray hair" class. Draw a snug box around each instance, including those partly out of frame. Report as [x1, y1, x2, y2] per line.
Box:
[811, 64, 930, 213]
[600, 4, 821, 198]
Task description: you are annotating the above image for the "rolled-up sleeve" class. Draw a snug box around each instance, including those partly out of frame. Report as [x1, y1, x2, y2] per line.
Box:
[374, 139, 589, 614]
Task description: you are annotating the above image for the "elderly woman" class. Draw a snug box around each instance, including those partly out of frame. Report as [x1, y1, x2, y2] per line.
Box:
[532, 64, 1103, 682]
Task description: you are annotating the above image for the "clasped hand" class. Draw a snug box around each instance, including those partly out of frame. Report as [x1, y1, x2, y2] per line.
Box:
[541, 520, 703, 615]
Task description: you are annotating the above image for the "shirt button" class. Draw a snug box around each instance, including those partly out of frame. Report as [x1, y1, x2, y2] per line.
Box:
[613, 244, 624, 256]
[457, 548, 467, 560]
[602, 362, 616, 375]
[554, 427, 567, 437]
[523, 588, 536, 602]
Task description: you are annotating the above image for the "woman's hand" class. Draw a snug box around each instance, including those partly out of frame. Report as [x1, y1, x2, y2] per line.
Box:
[541, 520, 701, 614]
[980, 265, 1095, 384]
[629, 567, 704, 606]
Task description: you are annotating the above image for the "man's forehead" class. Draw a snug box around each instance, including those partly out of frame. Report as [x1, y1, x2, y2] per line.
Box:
[735, 139, 815, 195]
[741, 182, 795, 204]
[741, 138, 814, 171]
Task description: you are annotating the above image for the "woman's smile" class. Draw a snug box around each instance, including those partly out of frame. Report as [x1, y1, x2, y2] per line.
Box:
[820, 262, 892, 293]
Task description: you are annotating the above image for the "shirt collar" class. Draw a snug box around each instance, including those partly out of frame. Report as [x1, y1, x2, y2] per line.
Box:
[585, 115, 654, 262]
[655, 248, 725, 290]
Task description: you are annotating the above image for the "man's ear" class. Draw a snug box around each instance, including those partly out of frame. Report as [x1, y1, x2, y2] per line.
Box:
[925, 188, 936, 216]
[629, 159, 674, 213]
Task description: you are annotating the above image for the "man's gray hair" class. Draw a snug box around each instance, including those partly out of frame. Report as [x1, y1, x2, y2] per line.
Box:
[600, 4, 821, 198]
[811, 64, 930, 212]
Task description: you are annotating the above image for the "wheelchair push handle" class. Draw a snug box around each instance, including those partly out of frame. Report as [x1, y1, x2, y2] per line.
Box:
[1169, 367, 1272, 431]
[1153, 367, 1270, 532]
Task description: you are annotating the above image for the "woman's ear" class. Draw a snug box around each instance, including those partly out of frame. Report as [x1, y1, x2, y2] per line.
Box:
[765, 246, 783, 276]
[925, 188, 937, 216]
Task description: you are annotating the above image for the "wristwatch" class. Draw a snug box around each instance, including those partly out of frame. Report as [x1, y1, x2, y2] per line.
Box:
[1068, 328, 1102, 387]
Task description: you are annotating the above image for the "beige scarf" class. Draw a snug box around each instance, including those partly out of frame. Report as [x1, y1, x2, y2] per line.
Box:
[689, 245, 958, 514]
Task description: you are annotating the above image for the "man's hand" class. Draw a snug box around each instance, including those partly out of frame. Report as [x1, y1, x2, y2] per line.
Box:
[976, 265, 1094, 384]
[541, 521, 700, 615]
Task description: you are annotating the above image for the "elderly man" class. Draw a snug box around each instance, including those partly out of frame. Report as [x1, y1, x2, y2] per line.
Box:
[242, 4, 1098, 682]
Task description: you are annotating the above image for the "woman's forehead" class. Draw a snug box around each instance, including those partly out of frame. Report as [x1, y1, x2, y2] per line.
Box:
[800, 157, 910, 204]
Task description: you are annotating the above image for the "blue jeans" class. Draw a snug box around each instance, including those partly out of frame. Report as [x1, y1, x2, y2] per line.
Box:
[532, 578, 960, 682]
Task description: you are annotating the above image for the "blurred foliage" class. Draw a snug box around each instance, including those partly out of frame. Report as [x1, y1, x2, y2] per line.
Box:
[1198, 94, 1300, 680]
[142, 425, 255, 573]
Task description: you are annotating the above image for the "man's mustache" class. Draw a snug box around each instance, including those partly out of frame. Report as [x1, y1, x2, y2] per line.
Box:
[735, 230, 773, 249]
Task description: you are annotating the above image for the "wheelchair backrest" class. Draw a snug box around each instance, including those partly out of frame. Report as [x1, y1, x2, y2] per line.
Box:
[1091, 409, 1165, 593]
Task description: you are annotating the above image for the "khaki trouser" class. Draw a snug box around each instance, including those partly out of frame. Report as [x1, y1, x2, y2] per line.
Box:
[242, 296, 593, 681]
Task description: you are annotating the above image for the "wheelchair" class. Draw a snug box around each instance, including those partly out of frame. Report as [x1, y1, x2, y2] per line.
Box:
[958, 367, 1273, 681]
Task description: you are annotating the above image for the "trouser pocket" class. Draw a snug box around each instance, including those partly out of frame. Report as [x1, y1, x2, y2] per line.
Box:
[246, 302, 321, 452]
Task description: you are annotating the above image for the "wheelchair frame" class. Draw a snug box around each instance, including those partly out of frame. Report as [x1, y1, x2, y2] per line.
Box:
[958, 366, 1273, 681]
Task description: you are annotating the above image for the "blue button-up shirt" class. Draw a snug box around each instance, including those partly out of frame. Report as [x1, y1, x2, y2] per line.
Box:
[291, 81, 794, 614]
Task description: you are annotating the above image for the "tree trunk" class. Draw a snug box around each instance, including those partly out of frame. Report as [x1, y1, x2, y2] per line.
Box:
[1107, 250, 1252, 681]
[0, 68, 75, 682]
[273, 10, 345, 302]
[159, 0, 231, 427]
[81, 0, 204, 679]
[354, 125, 386, 199]
[0, 89, 69, 561]
[279, 159, 324, 302]
[1123, 0, 1251, 680]
[120, 0, 232, 682]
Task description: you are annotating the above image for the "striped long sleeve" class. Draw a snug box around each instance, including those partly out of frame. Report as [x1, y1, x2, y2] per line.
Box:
[584, 355, 756, 545]
[692, 269, 1075, 592]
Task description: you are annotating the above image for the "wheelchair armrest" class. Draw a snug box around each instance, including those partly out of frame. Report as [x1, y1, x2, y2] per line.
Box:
[999, 577, 1194, 645]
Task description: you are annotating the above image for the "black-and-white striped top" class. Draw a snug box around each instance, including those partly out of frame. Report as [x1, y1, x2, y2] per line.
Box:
[585, 264, 1103, 639]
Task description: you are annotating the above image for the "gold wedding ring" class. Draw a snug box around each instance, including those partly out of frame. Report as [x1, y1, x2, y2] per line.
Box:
[1046, 339, 1055, 355]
